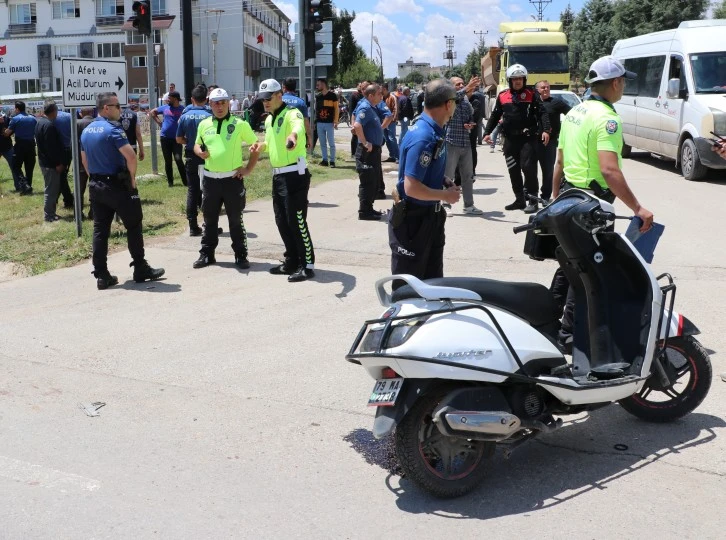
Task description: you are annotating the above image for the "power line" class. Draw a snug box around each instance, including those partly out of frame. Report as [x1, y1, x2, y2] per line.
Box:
[443, 35, 456, 70]
[529, 0, 552, 22]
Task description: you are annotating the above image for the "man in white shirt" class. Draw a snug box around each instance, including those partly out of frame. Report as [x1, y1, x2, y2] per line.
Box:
[162, 82, 176, 105]
[230, 95, 241, 113]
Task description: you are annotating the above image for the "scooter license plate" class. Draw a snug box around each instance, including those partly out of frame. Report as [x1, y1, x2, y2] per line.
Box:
[367, 378, 404, 407]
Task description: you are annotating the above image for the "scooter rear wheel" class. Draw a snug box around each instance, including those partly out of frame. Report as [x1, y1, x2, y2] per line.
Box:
[619, 336, 712, 422]
[395, 387, 494, 498]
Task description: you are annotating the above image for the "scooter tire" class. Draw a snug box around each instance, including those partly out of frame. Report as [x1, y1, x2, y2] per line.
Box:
[394, 387, 494, 498]
[618, 336, 712, 423]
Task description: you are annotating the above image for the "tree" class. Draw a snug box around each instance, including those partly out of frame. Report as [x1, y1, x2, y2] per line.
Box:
[404, 71, 425, 85]
[712, 0, 726, 18]
[333, 9, 360, 83]
[462, 42, 489, 81]
[569, 0, 617, 81]
[338, 56, 380, 88]
[613, 0, 708, 39]
[560, 3, 576, 42]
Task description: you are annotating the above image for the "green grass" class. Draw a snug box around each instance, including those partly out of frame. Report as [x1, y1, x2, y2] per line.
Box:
[0, 143, 356, 275]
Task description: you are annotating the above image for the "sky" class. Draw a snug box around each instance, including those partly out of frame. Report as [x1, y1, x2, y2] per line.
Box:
[276, 0, 586, 78]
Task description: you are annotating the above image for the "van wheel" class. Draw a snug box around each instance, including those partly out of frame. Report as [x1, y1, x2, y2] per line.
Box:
[680, 139, 707, 181]
[621, 143, 632, 158]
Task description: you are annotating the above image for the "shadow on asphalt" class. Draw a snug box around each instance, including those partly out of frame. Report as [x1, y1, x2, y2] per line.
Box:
[119, 278, 181, 293]
[627, 151, 726, 184]
[311, 268, 357, 298]
[344, 407, 725, 518]
[472, 188, 498, 196]
[309, 202, 339, 208]
[251, 263, 356, 297]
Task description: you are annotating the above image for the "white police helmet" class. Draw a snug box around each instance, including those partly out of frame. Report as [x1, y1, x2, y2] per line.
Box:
[506, 64, 528, 79]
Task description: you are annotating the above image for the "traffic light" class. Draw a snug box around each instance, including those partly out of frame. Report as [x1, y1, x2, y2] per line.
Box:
[303, 0, 327, 60]
[132, 1, 152, 37]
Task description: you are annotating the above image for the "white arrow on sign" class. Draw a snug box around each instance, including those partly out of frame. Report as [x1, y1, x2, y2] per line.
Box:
[61, 58, 129, 108]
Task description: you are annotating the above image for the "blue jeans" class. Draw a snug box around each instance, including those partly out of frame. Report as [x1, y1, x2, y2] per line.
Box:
[399, 119, 410, 145]
[384, 123, 399, 160]
[316, 122, 336, 162]
[1, 148, 22, 191]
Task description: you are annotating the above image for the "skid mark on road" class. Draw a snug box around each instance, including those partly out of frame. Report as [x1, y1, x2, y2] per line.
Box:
[0, 455, 100, 493]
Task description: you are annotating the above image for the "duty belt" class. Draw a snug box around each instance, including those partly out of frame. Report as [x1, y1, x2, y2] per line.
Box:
[272, 163, 307, 175]
[406, 202, 443, 215]
[203, 169, 237, 179]
[90, 173, 120, 182]
[561, 179, 615, 203]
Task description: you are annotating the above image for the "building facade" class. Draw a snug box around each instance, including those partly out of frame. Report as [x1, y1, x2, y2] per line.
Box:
[397, 57, 432, 80]
[0, 0, 290, 103]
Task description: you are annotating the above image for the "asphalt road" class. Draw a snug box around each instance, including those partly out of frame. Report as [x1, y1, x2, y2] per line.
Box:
[0, 142, 724, 539]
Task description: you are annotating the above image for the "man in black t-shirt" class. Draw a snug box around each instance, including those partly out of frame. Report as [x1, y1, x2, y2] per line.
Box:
[120, 106, 145, 160]
[534, 80, 571, 203]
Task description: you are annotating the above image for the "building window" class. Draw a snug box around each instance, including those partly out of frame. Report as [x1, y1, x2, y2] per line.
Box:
[9, 3, 37, 24]
[96, 0, 124, 16]
[14, 79, 42, 94]
[126, 30, 162, 45]
[56, 77, 62, 91]
[97, 42, 124, 58]
[52, 0, 79, 19]
[132, 87, 148, 94]
[132, 56, 147, 68]
[151, 0, 166, 15]
[54, 44, 80, 60]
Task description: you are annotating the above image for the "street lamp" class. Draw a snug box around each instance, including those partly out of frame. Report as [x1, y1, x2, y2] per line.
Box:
[373, 36, 382, 82]
[206, 9, 224, 84]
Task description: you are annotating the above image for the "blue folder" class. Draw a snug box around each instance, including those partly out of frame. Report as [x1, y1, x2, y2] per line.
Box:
[624, 217, 665, 264]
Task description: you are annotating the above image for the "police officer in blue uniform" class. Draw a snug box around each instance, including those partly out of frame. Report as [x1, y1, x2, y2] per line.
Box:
[2, 101, 37, 194]
[282, 78, 313, 152]
[176, 84, 212, 236]
[352, 84, 386, 220]
[80, 91, 164, 290]
[389, 79, 461, 283]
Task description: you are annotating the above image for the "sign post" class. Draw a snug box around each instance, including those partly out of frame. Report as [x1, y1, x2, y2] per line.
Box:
[62, 58, 128, 237]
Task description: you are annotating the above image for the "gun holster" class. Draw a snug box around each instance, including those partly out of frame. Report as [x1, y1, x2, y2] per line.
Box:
[117, 170, 133, 191]
[588, 180, 616, 204]
[389, 200, 407, 228]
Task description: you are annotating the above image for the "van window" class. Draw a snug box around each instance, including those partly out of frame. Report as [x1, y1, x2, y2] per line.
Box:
[622, 56, 665, 97]
[690, 52, 726, 93]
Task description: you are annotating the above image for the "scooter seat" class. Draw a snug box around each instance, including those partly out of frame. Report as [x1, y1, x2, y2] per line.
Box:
[392, 277, 560, 327]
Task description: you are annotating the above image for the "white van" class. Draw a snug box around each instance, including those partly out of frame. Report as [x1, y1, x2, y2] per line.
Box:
[611, 20, 726, 180]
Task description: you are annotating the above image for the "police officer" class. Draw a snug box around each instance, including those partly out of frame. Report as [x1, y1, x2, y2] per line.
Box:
[484, 64, 551, 211]
[2, 101, 37, 194]
[80, 92, 164, 290]
[389, 79, 461, 285]
[353, 84, 386, 220]
[120, 104, 145, 160]
[193, 87, 260, 270]
[282, 78, 313, 152]
[249, 79, 315, 283]
[176, 84, 212, 236]
[551, 56, 654, 351]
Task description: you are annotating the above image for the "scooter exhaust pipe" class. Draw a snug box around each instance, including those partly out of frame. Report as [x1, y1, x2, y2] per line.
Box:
[433, 407, 522, 441]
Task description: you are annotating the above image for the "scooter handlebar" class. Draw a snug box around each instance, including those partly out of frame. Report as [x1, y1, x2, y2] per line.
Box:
[513, 222, 536, 234]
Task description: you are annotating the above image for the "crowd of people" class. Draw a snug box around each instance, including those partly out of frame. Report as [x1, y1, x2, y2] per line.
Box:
[2, 61, 726, 299]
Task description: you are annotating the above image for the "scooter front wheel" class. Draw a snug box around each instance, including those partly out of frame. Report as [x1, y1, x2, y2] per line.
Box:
[395, 386, 494, 498]
[619, 336, 712, 422]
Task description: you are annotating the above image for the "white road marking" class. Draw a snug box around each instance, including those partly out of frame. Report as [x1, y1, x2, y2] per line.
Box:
[0, 455, 100, 492]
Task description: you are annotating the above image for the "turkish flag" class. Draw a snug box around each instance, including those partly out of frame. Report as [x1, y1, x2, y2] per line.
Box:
[257, 33, 263, 44]
[0, 45, 7, 56]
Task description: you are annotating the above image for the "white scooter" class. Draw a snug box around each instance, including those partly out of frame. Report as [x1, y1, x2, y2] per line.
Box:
[346, 189, 712, 498]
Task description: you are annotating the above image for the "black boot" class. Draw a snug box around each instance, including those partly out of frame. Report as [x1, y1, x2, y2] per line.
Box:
[189, 219, 202, 237]
[505, 197, 526, 211]
[235, 255, 250, 269]
[94, 270, 119, 290]
[524, 202, 539, 214]
[131, 260, 165, 282]
[193, 253, 216, 269]
[288, 267, 315, 282]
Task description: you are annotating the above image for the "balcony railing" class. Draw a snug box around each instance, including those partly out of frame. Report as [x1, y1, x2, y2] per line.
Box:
[8, 23, 36, 35]
[96, 15, 125, 26]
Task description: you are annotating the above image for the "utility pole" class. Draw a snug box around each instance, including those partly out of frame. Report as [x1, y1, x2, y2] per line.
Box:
[474, 30, 488, 48]
[182, 0, 194, 104]
[206, 9, 224, 84]
[443, 35, 456, 71]
[529, 0, 551, 22]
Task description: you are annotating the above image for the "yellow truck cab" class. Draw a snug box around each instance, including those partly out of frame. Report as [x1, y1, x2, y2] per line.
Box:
[495, 22, 569, 94]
